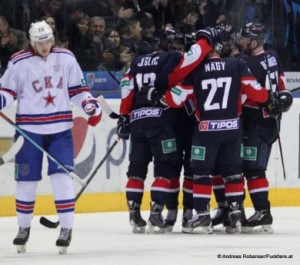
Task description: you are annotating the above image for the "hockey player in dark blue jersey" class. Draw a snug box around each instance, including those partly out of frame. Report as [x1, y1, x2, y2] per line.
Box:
[238, 22, 293, 234]
[209, 24, 248, 230]
[167, 29, 270, 234]
[116, 27, 219, 233]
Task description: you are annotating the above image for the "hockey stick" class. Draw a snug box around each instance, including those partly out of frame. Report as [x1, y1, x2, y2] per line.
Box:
[265, 56, 287, 180]
[98, 64, 121, 86]
[98, 95, 120, 119]
[0, 135, 24, 165]
[39, 136, 120, 228]
[0, 112, 85, 186]
[277, 135, 287, 179]
[290, 86, 300, 94]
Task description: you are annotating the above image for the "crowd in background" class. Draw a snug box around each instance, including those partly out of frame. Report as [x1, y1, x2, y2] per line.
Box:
[0, 0, 299, 77]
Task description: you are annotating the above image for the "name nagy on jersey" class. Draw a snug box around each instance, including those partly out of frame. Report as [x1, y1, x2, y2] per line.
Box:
[205, 61, 225, 72]
[131, 107, 162, 121]
[199, 118, 239, 131]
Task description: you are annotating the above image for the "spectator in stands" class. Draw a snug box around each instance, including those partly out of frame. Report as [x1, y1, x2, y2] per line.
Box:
[0, 16, 29, 73]
[67, 12, 100, 71]
[117, 0, 139, 20]
[39, 0, 72, 34]
[119, 18, 142, 58]
[174, 0, 225, 34]
[138, 16, 157, 55]
[102, 27, 133, 72]
[0, 1, 31, 32]
[89, 16, 114, 68]
[117, 0, 171, 28]
[71, 0, 120, 28]
[42, 15, 68, 48]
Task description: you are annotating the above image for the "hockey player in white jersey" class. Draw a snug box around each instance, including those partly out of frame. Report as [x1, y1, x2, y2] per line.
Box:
[0, 21, 102, 254]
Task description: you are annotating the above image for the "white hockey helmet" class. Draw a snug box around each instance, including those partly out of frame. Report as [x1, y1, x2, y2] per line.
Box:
[29, 20, 54, 46]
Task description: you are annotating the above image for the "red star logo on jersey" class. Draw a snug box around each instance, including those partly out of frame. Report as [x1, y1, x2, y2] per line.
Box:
[43, 92, 56, 106]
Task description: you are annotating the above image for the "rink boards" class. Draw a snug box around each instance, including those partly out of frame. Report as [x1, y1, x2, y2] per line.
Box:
[1, 98, 300, 216]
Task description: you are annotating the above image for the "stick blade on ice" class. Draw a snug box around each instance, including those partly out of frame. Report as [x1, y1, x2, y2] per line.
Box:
[40, 216, 60, 229]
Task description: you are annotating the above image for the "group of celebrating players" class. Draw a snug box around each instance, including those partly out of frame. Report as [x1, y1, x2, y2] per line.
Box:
[116, 22, 293, 235]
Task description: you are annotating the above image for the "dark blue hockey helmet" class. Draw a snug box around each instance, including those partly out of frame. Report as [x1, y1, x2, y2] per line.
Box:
[240, 22, 267, 45]
[212, 24, 235, 56]
[158, 27, 185, 51]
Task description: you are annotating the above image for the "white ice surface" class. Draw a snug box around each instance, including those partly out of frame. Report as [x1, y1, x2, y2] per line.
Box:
[0, 207, 299, 265]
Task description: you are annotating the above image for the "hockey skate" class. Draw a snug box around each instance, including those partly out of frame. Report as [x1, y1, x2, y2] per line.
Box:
[212, 206, 229, 227]
[13, 227, 30, 253]
[147, 202, 167, 234]
[182, 211, 213, 234]
[225, 203, 243, 234]
[164, 209, 178, 232]
[56, 228, 72, 254]
[127, 201, 147, 233]
[242, 209, 274, 234]
[182, 208, 193, 228]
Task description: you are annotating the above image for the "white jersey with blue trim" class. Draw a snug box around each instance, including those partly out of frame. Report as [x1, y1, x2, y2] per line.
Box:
[0, 47, 92, 134]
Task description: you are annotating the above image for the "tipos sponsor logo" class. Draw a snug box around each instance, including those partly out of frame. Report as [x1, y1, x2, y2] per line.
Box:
[199, 118, 239, 131]
[131, 107, 162, 121]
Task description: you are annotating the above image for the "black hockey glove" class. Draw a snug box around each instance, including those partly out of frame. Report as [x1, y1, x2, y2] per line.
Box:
[195, 27, 219, 46]
[117, 114, 130, 140]
[277, 90, 293, 112]
[265, 97, 282, 119]
[136, 87, 166, 107]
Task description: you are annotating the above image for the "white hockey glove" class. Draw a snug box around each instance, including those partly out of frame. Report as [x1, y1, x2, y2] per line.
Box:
[82, 98, 102, 126]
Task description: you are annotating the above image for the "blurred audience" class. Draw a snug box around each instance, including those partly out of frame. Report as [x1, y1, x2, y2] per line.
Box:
[0, 16, 29, 73]
[0, 0, 299, 73]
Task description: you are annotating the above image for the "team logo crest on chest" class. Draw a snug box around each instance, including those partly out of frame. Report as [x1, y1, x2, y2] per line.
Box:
[43, 91, 56, 106]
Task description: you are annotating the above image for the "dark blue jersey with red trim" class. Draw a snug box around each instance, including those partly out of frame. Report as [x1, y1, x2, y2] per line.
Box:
[180, 56, 267, 138]
[242, 50, 286, 128]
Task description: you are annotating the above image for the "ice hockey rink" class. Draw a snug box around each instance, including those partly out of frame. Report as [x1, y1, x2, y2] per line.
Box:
[0, 207, 299, 265]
